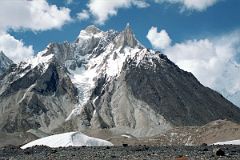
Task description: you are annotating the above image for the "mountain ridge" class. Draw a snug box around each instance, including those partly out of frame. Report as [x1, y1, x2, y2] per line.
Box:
[0, 24, 240, 145]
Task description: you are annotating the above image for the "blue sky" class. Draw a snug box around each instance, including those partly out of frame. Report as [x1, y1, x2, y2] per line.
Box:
[1, 0, 240, 106]
[7, 0, 240, 52]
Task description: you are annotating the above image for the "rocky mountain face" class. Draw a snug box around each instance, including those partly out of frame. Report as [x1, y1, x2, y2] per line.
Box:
[0, 54, 78, 134]
[1, 25, 240, 145]
[76, 49, 240, 137]
[0, 51, 13, 75]
[125, 54, 240, 126]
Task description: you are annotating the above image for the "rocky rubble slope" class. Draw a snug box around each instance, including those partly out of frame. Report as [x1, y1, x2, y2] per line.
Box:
[1, 145, 240, 160]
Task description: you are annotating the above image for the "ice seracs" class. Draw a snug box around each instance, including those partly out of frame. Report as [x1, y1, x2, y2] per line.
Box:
[21, 132, 113, 149]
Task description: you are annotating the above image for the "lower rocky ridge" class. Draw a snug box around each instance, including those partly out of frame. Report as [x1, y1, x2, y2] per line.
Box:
[72, 119, 240, 146]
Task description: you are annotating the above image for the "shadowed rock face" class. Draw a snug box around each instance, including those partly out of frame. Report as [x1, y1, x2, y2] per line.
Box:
[124, 53, 240, 126]
[0, 51, 13, 76]
[78, 50, 240, 138]
[32, 63, 60, 95]
[0, 60, 78, 134]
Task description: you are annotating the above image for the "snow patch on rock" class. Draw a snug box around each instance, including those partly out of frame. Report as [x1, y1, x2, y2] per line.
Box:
[214, 139, 240, 145]
[21, 132, 113, 149]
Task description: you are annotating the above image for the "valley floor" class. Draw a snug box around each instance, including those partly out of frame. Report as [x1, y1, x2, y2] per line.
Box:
[0, 145, 240, 160]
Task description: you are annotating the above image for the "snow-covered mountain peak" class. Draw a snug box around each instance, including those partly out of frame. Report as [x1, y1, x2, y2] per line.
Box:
[26, 52, 54, 70]
[77, 28, 103, 42]
[76, 25, 107, 44]
[84, 25, 101, 34]
[2, 25, 240, 142]
[6, 24, 205, 123]
[4, 26, 166, 118]
[30, 25, 151, 121]
[4, 51, 55, 83]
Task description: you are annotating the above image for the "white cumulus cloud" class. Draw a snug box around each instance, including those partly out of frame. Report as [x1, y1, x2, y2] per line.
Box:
[79, 0, 221, 25]
[146, 27, 172, 50]
[0, 0, 72, 31]
[155, 0, 219, 11]
[86, 0, 149, 25]
[132, 0, 150, 8]
[0, 33, 34, 63]
[163, 30, 240, 103]
[0, 0, 72, 63]
[77, 10, 90, 21]
[79, 0, 220, 24]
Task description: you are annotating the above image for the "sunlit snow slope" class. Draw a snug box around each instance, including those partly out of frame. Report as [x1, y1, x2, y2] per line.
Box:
[21, 132, 113, 149]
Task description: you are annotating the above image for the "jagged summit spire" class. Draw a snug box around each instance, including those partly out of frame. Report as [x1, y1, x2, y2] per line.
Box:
[123, 23, 134, 34]
[115, 23, 138, 48]
[125, 22, 131, 29]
